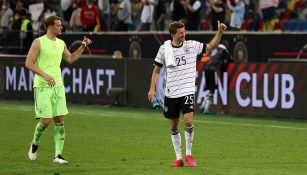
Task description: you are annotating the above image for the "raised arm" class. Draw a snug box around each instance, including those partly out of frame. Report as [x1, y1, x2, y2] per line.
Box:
[62, 37, 92, 64]
[206, 21, 227, 54]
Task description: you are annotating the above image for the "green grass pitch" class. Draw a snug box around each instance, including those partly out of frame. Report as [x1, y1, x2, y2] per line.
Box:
[0, 100, 307, 175]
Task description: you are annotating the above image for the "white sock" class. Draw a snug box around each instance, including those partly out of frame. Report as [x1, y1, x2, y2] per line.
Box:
[204, 96, 213, 112]
[185, 126, 194, 156]
[171, 132, 182, 160]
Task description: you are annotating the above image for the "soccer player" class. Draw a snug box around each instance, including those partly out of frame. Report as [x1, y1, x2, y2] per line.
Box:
[200, 40, 233, 114]
[148, 21, 226, 167]
[25, 16, 92, 164]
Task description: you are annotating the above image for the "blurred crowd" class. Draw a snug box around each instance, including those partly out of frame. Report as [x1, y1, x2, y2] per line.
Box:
[0, 0, 307, 34]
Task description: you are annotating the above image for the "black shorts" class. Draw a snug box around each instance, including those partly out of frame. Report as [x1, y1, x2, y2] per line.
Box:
[163, 94, 195, 119]
[205, 70, 218, 92]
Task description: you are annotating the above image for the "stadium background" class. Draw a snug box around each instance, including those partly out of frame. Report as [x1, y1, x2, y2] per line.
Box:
[0, 0, 307, 173]
[0, 32, 306, 118]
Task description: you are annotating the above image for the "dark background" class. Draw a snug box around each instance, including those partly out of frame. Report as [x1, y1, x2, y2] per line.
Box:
[1, 32, 307, 62]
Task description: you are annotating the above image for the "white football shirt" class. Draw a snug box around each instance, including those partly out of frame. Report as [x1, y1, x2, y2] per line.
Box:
[154, 40, 205, 98]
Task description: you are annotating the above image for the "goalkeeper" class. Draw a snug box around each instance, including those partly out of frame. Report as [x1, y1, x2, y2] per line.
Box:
[25, 16, 92, 164]
[200, 40, 232, 113]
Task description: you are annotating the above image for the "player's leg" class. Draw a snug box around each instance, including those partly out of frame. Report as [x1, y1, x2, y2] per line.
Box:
[53, 116, 68, 164]
[33, 118, 52, 145]
[169, 118, 184, 167]
[29, 118, 52, 160]
[183, 112, 194, 155]
[182, 94, 196, 167]
[183, 112, 196, 167]
[28, 87, 53, 160]
[52, 86, 69, 164]
[54, 116, 65, 158]
[204, 91, 214, 113]
[164, 96, 183, 167]
[200, 70, 216, 113]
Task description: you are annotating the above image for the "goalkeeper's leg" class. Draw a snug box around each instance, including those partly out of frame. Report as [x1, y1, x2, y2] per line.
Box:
[28, 119, 51, 160]
[53, 116, 68, 164]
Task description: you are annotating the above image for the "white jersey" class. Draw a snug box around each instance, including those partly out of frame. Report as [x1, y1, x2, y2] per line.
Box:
[154, 40, 204, 98]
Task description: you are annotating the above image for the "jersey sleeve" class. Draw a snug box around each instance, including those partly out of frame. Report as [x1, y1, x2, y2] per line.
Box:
[191, 40, 206, 55]
[154, 45, 165, 67]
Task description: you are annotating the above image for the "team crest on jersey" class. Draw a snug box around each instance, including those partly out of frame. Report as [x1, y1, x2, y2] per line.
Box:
[184, 46, 190, 53]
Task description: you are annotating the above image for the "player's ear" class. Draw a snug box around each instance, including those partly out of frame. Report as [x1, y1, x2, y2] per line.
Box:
[170, 32, 175, 38]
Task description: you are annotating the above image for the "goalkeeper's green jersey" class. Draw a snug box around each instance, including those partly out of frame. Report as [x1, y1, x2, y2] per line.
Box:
[33, 35, 65, 88]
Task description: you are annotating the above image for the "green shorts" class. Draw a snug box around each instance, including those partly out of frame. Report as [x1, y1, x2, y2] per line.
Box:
[34, 86, 69, 119]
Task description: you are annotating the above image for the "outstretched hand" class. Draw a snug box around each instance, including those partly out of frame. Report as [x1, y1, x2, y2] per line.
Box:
[217, 21, 227, 33]
[82, 36, 92, 47]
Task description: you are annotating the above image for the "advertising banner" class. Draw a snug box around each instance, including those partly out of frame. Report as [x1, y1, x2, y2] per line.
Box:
[0, 57, 125, 104]
[0, 56, 306, 118]
[196, 63, 307, 118]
